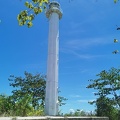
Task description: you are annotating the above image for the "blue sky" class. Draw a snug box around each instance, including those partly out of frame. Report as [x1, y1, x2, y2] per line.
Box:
[1, 0, 120, 114]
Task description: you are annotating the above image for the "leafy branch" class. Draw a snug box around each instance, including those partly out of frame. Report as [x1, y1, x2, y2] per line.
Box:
[112, 39, 119, 54]
[17, 0, 49, 28]
[114, 0, 119, 3]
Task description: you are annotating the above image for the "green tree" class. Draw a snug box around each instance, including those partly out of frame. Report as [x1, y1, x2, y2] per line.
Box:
[0, 94, 44, 116]
[13, 94, 34, 116]
[0, 94, 9, 115]
[87, 67, 120, 120]
[8, 72, 46, 110]
[94, 96, 118, 120]
[0, 95, 15, 116]
[58, 96, 68, 107]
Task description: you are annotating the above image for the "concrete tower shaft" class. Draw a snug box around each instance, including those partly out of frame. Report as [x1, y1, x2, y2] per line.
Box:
[45, 1, 62, 116]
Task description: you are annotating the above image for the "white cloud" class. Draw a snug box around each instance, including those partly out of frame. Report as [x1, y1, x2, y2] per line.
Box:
[60, 36, 113, 60]
[61, 48, 107, 59]
[65, 37, 111, 50]
[69, 109, 75, 113]
[70, 95, 81, 98]
[77, 99, 95, 103]
[77, 100, 89, 103]
[70, 51, 103, 59]
[92, 92, 97, 95]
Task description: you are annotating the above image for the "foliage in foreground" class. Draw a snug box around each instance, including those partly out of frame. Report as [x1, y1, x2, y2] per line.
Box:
[87, 67, 120, 120]
[0, 94, 44, 116]
[0, 72, 67, 116]
[114, 0, 119, 3]
[17, 0, 49, 28]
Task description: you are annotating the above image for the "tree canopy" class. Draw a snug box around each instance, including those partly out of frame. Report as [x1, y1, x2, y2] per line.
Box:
[87, 67, 120, 120]
[8, 72, 46, 109]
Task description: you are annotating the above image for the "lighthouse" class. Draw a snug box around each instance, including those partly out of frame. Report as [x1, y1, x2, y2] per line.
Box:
[45, 1, 62, 116]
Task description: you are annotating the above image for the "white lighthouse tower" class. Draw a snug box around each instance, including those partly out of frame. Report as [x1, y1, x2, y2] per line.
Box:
[45, 1, 62, 116]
